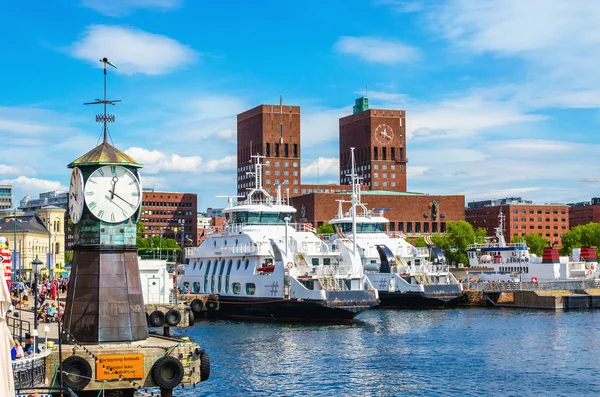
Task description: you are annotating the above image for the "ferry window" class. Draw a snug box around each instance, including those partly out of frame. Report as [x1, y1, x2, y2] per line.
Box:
[211, 260, 219, 293]
[244, 259, 250, 270]
[193, 282, 201, 293]
[213, 240, 216, 247]
[324, 258, 331, 266]
[218, 259, 226, 293]
[204, 261, 212, 292]
[225, 260, 233, 294]
[312, 258, 319, 266]
[193, 261, 198, 271]
[199, 261, 203, 271]
[245, 283, 256, 295]
[236, 259, 241, 270]
[224, 240, 227, 246]
[235, 239, 238, 246]
[232, 283, 241, 295]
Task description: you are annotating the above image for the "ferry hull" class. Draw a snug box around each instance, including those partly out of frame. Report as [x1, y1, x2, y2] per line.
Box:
[377, 290, 466, 309]
[208, 294, 378, 323]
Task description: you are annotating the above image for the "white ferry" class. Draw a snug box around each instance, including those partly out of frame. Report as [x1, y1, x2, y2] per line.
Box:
[327, 149, 464, 309]
[180, 155, 378, 323]
[467, 212, 599, 282]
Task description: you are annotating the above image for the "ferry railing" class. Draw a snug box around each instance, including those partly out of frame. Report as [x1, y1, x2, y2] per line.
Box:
[463, 279, 600, 292]
[16, 386, 78, 397]
[467, 241, 527, 250]
[8, 314, 31, 342]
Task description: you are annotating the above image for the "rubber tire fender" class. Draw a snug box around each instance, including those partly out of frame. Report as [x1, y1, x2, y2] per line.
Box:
[61, 355, 92, 391]
[206, 300, 219, 312]
[190, 299, 204, 312]
[200, 353, 210, 381]
[165, 309, 182, 327]
[149, 310, 166, 327]
[188, 310, 195, 326]
[151, 356, 185, 389]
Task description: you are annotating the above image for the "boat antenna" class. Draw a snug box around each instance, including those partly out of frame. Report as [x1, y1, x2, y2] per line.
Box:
[495, 210, 507, 248]
[84, 57, 121, 145]
[350, 147, 357, 255]
[246, 153, 270, 204]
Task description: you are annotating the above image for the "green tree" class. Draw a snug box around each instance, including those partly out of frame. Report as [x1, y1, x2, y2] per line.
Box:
[560, 222, 600, 260]
[430, 221, 486, 266]
[414, 236, 427, 247]
[136, 221, 146, 234]
[64, 250, 74, 264]
[316, 222, 334, 235]
[512, 234, 549, 256]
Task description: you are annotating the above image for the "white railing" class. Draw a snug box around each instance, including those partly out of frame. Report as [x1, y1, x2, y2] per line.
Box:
[467, 242, 527, 250]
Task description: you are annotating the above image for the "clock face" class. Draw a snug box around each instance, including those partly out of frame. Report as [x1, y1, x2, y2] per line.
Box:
[69, 167, 85, 224]
[84, 165, 141, 223]
[375, 124, 394, 145]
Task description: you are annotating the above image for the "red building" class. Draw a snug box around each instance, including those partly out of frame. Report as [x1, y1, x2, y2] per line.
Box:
[569, 198, 600, 228]
[237, 102, 302, 198]
[139, 189, 197, 246]
[465, 199, 569, 247]
[339, 107, 407, 191]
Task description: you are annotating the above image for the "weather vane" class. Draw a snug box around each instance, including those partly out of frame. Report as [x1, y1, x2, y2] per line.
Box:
[84, 57, 121, 143]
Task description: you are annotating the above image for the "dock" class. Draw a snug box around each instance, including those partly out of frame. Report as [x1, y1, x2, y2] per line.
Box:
[461, 279, 600, 310]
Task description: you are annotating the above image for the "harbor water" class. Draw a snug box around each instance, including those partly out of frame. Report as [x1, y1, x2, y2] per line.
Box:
[153, 308, 600, 396]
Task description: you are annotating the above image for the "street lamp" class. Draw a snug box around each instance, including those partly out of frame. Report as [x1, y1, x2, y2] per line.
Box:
[31, 255, 43, 354]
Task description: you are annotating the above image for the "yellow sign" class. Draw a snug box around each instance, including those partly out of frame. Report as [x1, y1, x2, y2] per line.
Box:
[96, 354, 144, 380]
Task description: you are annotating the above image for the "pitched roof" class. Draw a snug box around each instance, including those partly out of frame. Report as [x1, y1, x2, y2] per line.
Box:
[0, 215, 50, 234]
[68, 141, 141, 168]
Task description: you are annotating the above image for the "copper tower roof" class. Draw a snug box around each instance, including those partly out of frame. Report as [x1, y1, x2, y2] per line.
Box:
[68, 141, 142, 168]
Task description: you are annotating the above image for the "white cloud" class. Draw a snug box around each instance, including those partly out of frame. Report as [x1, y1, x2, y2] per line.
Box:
[203, 156, 236, 172]
[334, 36, 421, 64]
[81, 0, 181, 17]
[139, 175, 168, 190]
[1, 176, 67, 202]
[301, 107, 351, 147]
[302, 158, 339, 178]
[70, 25, 197, 75]
[0, 165, 35, 176]
[125, 147, 202, 173]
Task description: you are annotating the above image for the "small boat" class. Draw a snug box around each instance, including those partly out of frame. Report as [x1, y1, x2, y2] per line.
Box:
[467, 211, 600, 282]
[180, 154, 378, 323]
[326, 149, 465, 309]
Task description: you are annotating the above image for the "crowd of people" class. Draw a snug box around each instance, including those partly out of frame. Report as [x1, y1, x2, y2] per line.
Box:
[10, 334, 40, 360]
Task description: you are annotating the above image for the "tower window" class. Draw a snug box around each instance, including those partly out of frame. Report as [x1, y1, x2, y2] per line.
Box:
[391, 147, 395, 160]
[382, 147, 387, 160]
[275, 143, 280, 157]
[374, 147, 378, 160]
[284, 144, 289, 157]
[293, 144, 298, 158]
[265, 143, 270, 157]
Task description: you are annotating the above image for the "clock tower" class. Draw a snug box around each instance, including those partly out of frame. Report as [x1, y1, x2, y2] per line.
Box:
[62, 59, 148, 343]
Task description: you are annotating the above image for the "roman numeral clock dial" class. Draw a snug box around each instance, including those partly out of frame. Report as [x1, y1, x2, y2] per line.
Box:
[68, 167, 85, 224]
[84, 165, 141, 223]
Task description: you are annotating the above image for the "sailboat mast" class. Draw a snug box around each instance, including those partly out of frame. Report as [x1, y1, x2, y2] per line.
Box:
[351, 147, 357, 255]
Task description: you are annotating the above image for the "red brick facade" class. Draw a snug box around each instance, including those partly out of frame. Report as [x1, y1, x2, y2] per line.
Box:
[237, 104, 302, 197]
[466, 204, 569, 247]
[140, 191, 198, 246]
[339, 109, 407, 191]
[290, 192, 465, 236]
[569, 200, 600, 228]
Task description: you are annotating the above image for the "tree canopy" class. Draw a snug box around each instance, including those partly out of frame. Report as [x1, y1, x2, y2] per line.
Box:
[428, 221, 486, 266]
[317, 222, 334, 235]
[560, 222, 600, 260]
[511, 234, 549, 256]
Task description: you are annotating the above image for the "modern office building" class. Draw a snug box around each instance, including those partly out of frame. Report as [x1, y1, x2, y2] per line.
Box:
[0, 185, 12, 210]
[139, 190, 198, 246]
[19, 190, 68, 212]
[568, 197, 600, 228]
[466, 198, 569, 247]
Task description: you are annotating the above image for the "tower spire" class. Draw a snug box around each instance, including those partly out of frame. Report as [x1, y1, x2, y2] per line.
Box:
[84, 57, 120, 144]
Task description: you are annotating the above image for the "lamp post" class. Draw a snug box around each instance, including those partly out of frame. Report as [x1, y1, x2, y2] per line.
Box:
[31, 255, 43, 354]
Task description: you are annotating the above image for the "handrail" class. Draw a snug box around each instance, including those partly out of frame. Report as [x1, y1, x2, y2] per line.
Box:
[463, 279, 600, 292]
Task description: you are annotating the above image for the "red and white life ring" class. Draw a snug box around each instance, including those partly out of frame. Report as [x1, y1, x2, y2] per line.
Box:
[591, 264, 596, 271]
[531, 277, 538, 283]
[286, 262, 294, 269]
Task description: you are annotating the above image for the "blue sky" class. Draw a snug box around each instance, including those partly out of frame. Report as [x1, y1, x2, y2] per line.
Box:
[2, 0, 600, 210]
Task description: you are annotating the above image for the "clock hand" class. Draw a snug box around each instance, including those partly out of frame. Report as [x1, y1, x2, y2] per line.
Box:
[110, 176, 119, 199]
[109, 190, 136, 209]
[105, 195, 128, 214]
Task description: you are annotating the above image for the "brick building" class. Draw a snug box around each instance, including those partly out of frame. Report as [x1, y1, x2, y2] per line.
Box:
[291, 191, 464, 236]
[339, 107, 407, 191]
[236, 97, 465, 234]
[237, 102, 302, 197]
[139, 189, 197, 246]
[568, 197, 600, 228]
[465, 198, 569, 247]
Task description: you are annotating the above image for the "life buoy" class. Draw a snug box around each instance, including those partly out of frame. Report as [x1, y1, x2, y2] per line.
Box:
[61, 355, 92, 391]
[531, 277, 538, 283]
[149, 310, 165, 327]
[304, 223, 311, 232]
[592, 264, 596, 271]
[206, 300, 219, 312]
[190, 299, 204, 313]
[151, 356, 185, 389]
[587, 270, 592, 275]
[165, 309, 182, 326]
[286, 262, 294, 269]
